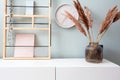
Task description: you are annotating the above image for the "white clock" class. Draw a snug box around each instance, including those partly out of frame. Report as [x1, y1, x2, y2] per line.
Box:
[55, 4, 78, 28]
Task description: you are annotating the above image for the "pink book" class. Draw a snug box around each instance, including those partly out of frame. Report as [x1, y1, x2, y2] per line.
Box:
[14, 34, 35, 57]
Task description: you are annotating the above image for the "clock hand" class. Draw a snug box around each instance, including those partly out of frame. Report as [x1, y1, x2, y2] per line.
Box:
[61, 13, 68, 24]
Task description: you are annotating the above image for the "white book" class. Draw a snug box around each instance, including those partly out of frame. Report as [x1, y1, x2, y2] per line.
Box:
[26, 0, 34, 15]
[14, 34, 35, 58]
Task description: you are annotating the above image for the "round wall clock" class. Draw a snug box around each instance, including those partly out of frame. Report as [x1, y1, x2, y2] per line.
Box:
[55, 4, 79, 28]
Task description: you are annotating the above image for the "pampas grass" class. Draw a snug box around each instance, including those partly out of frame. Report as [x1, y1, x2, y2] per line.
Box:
[65, 11, 87, 36]
[73, 0, 92, 42]
[65, 0, 120, 43]
[96, 6, 118, 42]
[73, 0, 89, 28]
[84, 6, 94, 42]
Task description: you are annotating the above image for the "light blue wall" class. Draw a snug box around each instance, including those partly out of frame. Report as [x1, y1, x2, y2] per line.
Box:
[0, 0, 120, 65]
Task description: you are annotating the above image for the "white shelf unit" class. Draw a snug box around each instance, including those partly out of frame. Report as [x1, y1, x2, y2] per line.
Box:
[3, 0, 51, 60]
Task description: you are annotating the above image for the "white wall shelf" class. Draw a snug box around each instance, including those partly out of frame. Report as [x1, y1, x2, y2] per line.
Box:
[3, 0, 51, 60]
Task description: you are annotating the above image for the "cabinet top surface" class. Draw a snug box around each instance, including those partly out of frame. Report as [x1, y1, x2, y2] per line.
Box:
[0, 58, 119, 67]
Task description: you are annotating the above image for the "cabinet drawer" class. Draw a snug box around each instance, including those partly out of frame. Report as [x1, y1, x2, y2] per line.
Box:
[0, 67, 55, 80]
[56, 67, 120, 80]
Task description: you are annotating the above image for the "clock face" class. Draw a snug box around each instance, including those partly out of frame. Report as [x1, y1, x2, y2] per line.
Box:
[55, 4, 78, 28]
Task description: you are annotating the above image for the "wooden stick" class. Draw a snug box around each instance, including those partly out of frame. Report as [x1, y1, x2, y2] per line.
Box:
[3, 0, 7, 59]
[32, 16, 34, 28]
[48, 0, 51, 59]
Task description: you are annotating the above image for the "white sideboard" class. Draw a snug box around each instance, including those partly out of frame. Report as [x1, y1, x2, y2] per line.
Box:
[0, 59, 120, 80]
[0, 60, 55, 80]
[55, 59, 120, 80]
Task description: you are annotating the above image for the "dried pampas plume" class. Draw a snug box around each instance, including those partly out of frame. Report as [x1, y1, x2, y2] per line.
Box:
[73, 0, 89, 29]
[96, 6, 118, 42]
[73, 0, 93, 42]
[65, 11, 87, 36]
[84, 6, 93, 28]
[98, 6, 118, 35]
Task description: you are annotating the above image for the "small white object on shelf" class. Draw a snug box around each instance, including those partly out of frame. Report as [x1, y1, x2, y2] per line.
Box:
[26, 0, 34, 15]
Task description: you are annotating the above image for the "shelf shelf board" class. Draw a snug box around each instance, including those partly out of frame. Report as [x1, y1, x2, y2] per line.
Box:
[6, 46, 49, 47]
[6, 14, 49, 18]
[3, 57, 50, 60]
[6, 23, 48, 25]
[5, 27, 49, 30]
[7, 5, 49, 8]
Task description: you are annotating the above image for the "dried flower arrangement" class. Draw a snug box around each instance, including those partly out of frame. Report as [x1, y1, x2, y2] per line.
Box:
[65, 0, 120, 43]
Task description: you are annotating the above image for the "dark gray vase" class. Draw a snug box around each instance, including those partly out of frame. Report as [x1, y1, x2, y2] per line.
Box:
[85, 42, 103, 63]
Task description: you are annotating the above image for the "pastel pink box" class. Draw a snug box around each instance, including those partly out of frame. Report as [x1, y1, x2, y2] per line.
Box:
[14, 34, 35, 58]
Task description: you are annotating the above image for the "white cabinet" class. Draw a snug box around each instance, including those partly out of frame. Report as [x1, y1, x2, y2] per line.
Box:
[0, 67, 55, 80]
[55, 59, 120, 80]
[0, 59, 120, 80]
[0, 60, 55, 80]
[56, 67, 120, 80]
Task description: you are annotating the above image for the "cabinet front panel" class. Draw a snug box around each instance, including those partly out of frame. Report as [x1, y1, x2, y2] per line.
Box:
[0, 67, 55, 80]
[56, 67, 120, 80]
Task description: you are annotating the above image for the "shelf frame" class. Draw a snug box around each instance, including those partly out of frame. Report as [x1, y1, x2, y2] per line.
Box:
[3, 0, 51, 60]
